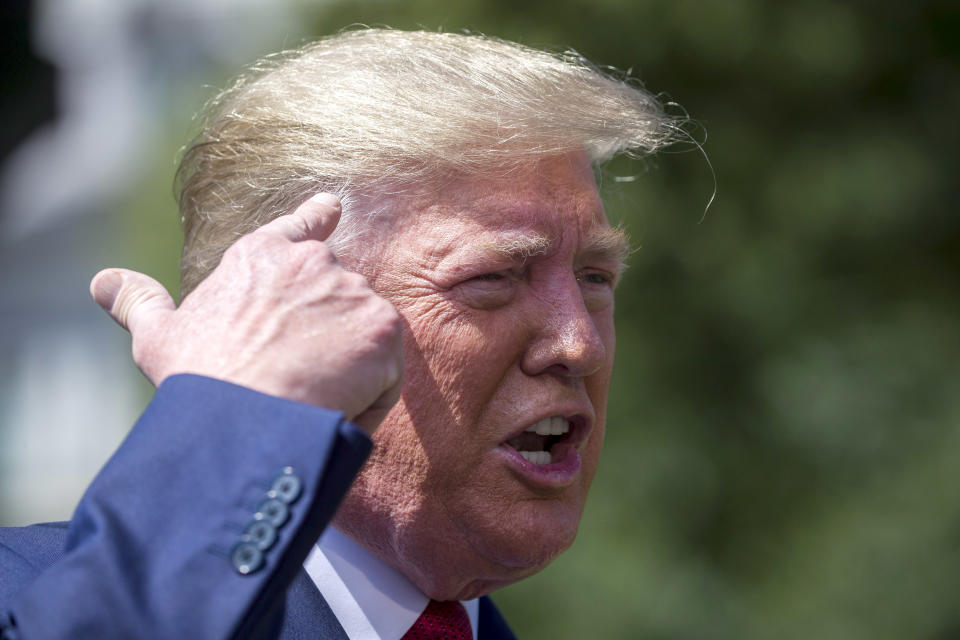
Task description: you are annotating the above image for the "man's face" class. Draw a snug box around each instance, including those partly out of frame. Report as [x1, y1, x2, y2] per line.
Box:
[335, 152, 627, 599]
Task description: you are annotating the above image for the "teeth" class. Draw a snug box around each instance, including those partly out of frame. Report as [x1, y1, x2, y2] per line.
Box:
[519, 451, 552, 465]
[525, 416, 569, 437]
[551, 416, 567, 435]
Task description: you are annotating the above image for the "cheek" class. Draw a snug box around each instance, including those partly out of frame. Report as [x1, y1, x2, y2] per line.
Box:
[400, 302, 520, 426]
[581, 413, 607, 483]
[588, 311, 616, 393]
[400, 322, 477, 427]
[583, 314, 614, 474]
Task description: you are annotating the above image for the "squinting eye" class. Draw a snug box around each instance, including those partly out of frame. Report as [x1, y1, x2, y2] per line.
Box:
[456, 272, 516, 309]
[577, 272, 613, 286]
[473, 273, 506, 281]
[578, 270, 616, 312]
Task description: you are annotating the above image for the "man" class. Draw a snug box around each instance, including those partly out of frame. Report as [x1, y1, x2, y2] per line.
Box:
[0, 29, 679, 638]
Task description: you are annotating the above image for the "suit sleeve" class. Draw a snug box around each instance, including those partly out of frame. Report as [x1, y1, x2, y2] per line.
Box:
[1, 374, 371, 640]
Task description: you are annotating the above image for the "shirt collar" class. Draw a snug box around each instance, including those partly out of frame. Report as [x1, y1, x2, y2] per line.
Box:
[303, 527, 479, 640]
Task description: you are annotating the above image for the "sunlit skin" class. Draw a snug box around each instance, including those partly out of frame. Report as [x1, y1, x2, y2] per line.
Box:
[333, 152, 629, 601]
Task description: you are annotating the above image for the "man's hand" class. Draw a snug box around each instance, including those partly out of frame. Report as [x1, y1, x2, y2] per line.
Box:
[89, 193, 403, 435]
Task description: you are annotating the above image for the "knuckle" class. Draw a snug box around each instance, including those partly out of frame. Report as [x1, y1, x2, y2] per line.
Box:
[343, 270, 370, 290]
[222, 233, 261, 262]
[376, 300, 404, 337]
[287, 242, 335, 277]
[309, 240, 336, 263]
[232, 232, 260, 252]
[359, 296, 401, 340]
[283, 242, 312, 266]
[383, 358, 403, 389]
[383, 301, 404, 329]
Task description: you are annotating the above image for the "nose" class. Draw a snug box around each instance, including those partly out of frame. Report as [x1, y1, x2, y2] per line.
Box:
[520, 281, 609, 379]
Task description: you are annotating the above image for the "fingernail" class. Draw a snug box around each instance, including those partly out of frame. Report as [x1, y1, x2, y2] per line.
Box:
[310, 192, 341, 208]
[92, 270, 123, 310]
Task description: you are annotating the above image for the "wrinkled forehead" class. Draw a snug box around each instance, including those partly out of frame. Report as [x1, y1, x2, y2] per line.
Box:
[372, 152, 628, 272]
[404, 152, 604, 230]
[340, 152, 618, 276]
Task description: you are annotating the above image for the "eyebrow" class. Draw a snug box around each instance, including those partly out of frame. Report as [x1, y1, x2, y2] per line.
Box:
[472, 226, 632, 271]
[475, 234, 551, 262]
[581, 226, 632, 272]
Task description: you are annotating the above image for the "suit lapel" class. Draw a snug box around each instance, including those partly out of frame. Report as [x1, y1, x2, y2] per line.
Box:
[279, 569, 515, 640]
[477, 596, 517, 640]
[280, 568, 349, 640]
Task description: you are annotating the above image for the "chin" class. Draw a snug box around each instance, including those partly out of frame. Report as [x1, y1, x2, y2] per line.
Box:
[463, 498, 584, 575]
[388, 497, 586, 601]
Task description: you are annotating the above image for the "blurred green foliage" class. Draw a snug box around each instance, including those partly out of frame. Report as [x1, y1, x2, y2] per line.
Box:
[124, 1, 960, 637]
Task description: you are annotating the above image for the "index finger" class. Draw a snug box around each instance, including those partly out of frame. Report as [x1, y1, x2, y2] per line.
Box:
[258, 192, 342, 242]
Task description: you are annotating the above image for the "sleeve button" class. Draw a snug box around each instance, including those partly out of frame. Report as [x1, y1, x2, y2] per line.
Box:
[268, 470, 302, 505]
[231, 542, 264, 575]
[255, 497, 289, 528]
[243, 519, 278, 551]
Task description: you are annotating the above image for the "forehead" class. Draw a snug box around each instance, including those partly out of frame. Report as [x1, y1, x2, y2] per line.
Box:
[391, 153, 609, 262]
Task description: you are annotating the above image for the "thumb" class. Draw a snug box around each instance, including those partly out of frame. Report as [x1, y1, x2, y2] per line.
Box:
[90, 268, 176, 335]
[258, 192, 342, 243]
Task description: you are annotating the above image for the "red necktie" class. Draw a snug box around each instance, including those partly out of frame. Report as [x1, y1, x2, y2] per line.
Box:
[401, 599, 472, 640]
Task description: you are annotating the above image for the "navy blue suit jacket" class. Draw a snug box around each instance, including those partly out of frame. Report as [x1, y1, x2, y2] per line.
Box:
[0, 375, 516, 639]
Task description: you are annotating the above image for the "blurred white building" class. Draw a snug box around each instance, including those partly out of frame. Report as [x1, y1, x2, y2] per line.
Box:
[0, 0, 318, 525]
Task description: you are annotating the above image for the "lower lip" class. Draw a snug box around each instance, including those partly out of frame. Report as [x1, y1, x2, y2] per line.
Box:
[497, 441, 583, 489]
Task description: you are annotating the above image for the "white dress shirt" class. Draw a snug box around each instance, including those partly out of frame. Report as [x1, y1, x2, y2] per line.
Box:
[303, 527, 479, 640]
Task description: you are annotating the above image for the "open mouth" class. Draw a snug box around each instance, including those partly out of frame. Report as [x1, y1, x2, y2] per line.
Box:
[503, 416, 576, 465]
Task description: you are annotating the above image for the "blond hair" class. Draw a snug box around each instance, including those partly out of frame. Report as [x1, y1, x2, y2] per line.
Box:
[176, 28, 682, 296]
